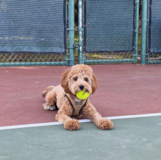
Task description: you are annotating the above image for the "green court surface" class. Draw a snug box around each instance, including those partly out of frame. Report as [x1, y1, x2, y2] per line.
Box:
[0, 116, 161, 160]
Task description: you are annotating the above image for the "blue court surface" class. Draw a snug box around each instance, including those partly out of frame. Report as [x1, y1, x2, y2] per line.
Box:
[0, 115, 161, 160]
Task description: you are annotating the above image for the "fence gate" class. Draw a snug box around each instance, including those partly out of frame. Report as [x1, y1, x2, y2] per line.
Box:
[141, 0, 161, 64]
[0, 0, 140, 66]
[78, 0, 139, 64]
[0, 0, 69, 66]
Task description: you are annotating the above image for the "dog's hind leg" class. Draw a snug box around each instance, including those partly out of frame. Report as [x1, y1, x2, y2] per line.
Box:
[42, 86, 57, 111]
[43, 103, 57, 111]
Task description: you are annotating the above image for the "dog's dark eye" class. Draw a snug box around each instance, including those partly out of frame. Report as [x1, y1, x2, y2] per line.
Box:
[84, 78, 88, 82]
[74, 77, 78, 81]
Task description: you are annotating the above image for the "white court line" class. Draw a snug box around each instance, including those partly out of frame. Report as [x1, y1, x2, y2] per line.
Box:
[0, 113, 161, 131]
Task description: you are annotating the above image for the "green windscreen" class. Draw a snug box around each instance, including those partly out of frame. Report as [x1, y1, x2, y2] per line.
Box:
[84, 0, 134, 53]
[0, 0, 66, 54]
[149, 0, 161, 54]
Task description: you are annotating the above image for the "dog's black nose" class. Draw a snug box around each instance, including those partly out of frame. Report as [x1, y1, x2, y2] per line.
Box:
[79, 85, 84, 90]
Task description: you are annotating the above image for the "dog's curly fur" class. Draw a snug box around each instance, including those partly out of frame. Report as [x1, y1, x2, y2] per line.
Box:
[41, 64, 114, 131]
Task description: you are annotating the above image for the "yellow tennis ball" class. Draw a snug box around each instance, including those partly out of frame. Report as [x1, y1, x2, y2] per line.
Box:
[76, 91, 89, 100]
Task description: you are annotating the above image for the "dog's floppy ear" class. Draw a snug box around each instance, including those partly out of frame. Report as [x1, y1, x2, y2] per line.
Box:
[61, 68, 71, 93]
[92, 73, 98, 94]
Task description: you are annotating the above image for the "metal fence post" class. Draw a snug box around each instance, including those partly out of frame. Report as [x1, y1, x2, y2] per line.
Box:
[134, 0, 139, 63]
[141, 0, 148, 65]
[68, 0, 75, 66]
[78, 0, 83, 64]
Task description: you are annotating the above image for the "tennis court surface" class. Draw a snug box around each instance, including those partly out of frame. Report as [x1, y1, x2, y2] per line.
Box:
[0, 64, 161, 159]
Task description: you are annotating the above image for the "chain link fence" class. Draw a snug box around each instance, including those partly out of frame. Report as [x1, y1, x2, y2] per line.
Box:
[146, 0, 161, 64]
[78, 0, 139, 64]
[0, 0, 68, 67]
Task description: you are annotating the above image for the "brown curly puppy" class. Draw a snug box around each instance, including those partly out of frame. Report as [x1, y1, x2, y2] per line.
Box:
[41, 64, 114, 131]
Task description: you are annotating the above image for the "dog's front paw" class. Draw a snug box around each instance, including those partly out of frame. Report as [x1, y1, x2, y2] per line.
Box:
[98, 119, 114, 130]
[64, 119, 80, 131]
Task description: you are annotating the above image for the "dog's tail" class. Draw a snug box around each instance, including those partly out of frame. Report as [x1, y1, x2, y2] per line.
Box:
[41, 85, 55, 98]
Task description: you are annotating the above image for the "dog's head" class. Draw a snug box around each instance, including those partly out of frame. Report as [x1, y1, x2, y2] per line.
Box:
[61, 64, 98, 96]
